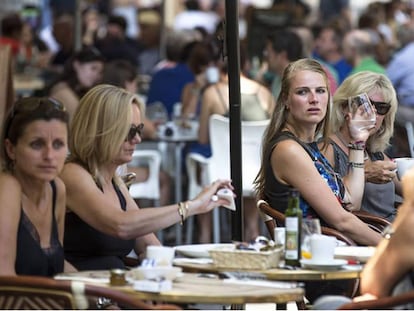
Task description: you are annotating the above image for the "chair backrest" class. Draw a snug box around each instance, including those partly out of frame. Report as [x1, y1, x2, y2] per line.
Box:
[128, 149, 161, 201]
[0, 275, 82, 309]
[0, 275, 181, 310]
[352, 210, 391, 234]
[208, 114, 269, 196]
[256, 200, 357, 246]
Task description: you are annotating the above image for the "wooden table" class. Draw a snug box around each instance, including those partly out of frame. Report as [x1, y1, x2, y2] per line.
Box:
[55, 271, 304, 306]
[173, 259, 363, 281]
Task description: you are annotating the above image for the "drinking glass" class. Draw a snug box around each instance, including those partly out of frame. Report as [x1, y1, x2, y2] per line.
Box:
[348, 93, 376, 134]
[301, 218, 321, 260]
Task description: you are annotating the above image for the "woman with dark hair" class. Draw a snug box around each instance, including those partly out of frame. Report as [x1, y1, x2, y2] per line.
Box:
[0, 97, 74, 276]
[47, 47, 105, 122]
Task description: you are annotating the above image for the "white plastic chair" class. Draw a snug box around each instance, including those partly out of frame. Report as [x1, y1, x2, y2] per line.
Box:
[185, 114, 269, 243]
[405, 122, 414, 158]
[127, 149, 163, 242]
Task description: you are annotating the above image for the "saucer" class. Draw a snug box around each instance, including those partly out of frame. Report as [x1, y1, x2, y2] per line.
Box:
[300, 259, 348, 271]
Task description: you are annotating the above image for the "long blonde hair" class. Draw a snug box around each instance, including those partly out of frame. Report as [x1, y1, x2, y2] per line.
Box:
[331, 71, 397, 152]
[68, 84, 141, 184]
[254, 58, 331, 199]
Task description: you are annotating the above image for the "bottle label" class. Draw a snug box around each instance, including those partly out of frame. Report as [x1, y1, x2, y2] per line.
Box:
[285, 217, 299, 260]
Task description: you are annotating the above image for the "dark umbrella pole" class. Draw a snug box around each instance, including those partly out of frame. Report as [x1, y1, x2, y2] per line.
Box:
[225, 0, 243, 242]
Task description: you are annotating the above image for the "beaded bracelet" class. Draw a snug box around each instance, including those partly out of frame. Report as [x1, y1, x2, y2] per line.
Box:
[349, 162, 364, 169]
[348, 141, 366, 150]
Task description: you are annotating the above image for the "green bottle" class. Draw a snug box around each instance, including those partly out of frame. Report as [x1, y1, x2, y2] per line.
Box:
[284, 189, 302, 267]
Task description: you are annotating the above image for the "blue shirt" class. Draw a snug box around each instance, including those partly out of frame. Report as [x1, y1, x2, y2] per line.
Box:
[387, 42, 414, 107]
[146, 63, 194, 119]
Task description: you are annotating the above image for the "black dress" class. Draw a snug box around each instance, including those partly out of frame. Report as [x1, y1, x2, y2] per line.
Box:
[64, 180, 135, 270]
[15, 181, 64, 276]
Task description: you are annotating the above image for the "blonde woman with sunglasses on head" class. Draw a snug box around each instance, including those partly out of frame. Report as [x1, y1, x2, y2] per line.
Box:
[322, 71, 401, 222]
[61, 84, 233, 270]
[0, 97, 75, 276]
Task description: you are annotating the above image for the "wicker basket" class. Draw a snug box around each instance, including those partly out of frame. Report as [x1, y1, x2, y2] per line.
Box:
[209, 246, 282, 270]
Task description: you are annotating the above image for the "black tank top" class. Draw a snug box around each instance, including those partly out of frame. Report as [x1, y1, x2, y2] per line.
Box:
[15, 181, 64, 276]
[64, 179, 135, 270]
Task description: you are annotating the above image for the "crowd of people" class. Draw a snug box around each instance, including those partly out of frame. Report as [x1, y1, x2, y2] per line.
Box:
[1, 0, 414, 306]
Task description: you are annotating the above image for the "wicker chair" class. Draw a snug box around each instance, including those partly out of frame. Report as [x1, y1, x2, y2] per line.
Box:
[0, 275, 181, 310]
[352, 210, 391, 234]
[256, 200, 357, 246]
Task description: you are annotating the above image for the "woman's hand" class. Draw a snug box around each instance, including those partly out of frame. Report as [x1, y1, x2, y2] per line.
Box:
[187, 179, 234, 216]
[365, 160, 397, 184]
[346, 110, 374, 142]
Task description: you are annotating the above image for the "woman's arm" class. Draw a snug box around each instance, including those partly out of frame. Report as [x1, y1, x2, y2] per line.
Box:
[273, 140, 381, 246]
[181, 82, 200, 118]
[198, 85, 224, 145]
[340, 147, 366, 211]
[322, 136, 366, 211]
[0, 175, 22, 275]
[60, 163, 233, 240]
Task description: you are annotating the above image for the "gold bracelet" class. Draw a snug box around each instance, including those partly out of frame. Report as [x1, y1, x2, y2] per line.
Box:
[177, 203, 185, 225]
[349, 162, 364, 168]
[183, 201, 189, 219]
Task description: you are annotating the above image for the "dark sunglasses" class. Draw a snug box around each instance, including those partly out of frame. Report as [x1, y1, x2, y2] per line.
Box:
[126, 123, 144, 142]
[369, 98, 391, 116]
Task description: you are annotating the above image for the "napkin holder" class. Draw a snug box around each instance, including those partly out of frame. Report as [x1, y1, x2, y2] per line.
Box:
[133, 279, 172, 292]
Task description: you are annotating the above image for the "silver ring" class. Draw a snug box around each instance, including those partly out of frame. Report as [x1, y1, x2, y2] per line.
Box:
[211, 195, 219, 202]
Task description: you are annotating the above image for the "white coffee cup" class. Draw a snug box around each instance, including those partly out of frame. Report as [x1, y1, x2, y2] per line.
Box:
[310, 234, 336, 263]
[395, 157, 414, 180]
[146, 246, 175, 266]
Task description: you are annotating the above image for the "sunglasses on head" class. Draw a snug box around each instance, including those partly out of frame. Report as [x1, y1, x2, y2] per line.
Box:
[6, 97, 66, 139]
[369, 98, 391, 116]
[126, 123, 144, 142]
[11, 97, 65, 118]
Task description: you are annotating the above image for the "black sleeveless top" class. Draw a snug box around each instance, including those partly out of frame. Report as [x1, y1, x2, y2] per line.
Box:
[263, 132, 346, 227]
[15, 181, 64, 276]
[64, 180, 135, 270]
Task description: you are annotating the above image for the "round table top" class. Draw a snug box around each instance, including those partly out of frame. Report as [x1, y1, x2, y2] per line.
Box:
[55, 271, 304, 305]
[173, 260, 362, 281]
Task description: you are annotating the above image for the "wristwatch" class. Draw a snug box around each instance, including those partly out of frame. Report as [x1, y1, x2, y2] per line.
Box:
[96, 297, 115, 310]
[382, 225, 395, 240]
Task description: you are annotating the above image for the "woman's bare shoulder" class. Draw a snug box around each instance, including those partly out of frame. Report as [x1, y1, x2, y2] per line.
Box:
[0, 173, 21, 189]
[60, 162, 90, 182]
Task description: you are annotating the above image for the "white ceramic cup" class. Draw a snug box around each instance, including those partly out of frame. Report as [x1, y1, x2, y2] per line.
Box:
[146, 246, 175, 266]
[395, 157, 414, 180]
[310, 234, 336, 263]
